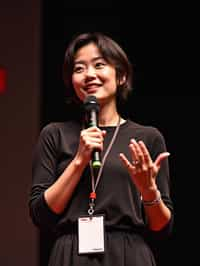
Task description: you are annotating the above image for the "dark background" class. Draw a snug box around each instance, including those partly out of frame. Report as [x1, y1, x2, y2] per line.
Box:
[40, 3, 199, 266]
[0, 1, 39, 265]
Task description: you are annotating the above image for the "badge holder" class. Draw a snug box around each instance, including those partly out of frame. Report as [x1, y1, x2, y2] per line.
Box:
[78, 193, 105, 254]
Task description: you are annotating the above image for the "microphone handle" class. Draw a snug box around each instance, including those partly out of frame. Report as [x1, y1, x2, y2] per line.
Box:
[92, 149, 101, 169]
[86, 109, 101, 169]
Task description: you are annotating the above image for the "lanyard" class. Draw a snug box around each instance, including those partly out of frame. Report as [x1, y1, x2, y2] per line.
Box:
[88, 116, 121, 215]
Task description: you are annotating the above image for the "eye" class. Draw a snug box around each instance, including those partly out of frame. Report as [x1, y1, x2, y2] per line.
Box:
[73, 65, 85, 73]
[95, 61, 106, 69]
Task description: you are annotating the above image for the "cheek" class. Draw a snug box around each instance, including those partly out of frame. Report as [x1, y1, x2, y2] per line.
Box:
[72, 74, 85, 100]
[72, 74, 80, 88]
[103, 70, 117, 88]
[103, 68, 116, 80]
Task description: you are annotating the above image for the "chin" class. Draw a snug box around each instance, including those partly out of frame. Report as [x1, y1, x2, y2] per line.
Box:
[86, 91, 98, 96]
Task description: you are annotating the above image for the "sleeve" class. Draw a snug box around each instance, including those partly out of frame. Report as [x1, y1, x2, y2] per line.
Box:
[146, 127, 174, 239]
[29, 123, 62, 231]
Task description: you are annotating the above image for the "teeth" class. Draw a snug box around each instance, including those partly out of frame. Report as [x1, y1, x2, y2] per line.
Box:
[86, 84, 100, 89]
[88, 85, 97, 88]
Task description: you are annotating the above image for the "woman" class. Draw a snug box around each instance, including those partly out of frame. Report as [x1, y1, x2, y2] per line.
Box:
[29, 32, 174, 265]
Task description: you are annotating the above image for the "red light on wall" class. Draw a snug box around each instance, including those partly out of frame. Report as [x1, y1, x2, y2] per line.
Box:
[0, 67, 7, 94]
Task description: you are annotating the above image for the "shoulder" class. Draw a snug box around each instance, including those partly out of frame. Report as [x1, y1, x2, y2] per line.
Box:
[126, 120, 167, 153]
[38, 120, 81, 145]
[127, 119, 164, 140]
[122, 119, 168, 158]
[40, 120, 80, 135]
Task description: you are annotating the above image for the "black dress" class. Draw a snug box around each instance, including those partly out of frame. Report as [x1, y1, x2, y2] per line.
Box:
[29, 119, 174, 266]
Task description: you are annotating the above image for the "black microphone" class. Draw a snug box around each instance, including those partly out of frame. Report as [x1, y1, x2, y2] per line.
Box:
[83, 95, 101, 169]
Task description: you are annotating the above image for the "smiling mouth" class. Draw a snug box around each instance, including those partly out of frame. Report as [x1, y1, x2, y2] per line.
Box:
[84, 84, 101, 93]
[86, 88, 98, 94]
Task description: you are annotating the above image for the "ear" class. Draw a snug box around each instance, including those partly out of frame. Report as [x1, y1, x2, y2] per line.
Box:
[119, 75, 126, 86]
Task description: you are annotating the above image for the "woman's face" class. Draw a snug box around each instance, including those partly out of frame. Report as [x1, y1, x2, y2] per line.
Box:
[72, 43, 118, 105]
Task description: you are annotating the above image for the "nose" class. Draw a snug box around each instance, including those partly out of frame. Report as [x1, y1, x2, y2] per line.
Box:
[85, 65, 96, 78]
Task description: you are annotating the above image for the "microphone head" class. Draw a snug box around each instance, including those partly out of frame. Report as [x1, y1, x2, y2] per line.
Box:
[83, 95, 100, 113]
[83, 95, 101, 169]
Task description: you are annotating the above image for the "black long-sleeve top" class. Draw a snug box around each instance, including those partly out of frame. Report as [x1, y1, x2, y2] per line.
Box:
[29, 119, 174, 239]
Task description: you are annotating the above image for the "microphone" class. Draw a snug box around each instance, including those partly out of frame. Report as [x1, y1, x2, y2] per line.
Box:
[83, 95, 101, 169]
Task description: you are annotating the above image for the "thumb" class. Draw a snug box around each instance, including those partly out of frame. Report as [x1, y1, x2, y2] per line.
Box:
[102, 130, 107, 136]
[154, 152, 170, 168]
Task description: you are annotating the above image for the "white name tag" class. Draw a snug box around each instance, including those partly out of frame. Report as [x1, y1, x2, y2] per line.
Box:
[78, 215, 105, 254]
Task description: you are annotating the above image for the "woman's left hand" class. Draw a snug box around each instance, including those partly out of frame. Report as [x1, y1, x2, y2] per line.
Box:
[119, 138, 170, 195]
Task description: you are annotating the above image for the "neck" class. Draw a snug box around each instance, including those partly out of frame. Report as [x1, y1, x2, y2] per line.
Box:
[98, 101, 121, 126]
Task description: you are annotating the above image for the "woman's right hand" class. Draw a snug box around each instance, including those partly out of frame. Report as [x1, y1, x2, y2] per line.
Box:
[43, 126, 106, 215]
[75, 126, 106, 166]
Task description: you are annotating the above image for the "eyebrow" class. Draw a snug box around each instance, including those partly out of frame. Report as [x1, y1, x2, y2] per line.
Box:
[74, 56, 105, 65]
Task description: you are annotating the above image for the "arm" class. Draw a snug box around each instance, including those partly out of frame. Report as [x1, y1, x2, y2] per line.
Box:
[44, 156, 87, 214]
[29, 123, 106, 228]
[140, 184, 171, 231]
[119, 130, 173, 232]
[44, 126, 106, 214]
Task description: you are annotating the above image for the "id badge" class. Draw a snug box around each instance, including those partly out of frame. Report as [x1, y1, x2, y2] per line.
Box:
[78, 215, 105, 254]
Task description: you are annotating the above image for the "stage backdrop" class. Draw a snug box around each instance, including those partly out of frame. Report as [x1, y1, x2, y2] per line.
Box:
[0, 1, 41, 265]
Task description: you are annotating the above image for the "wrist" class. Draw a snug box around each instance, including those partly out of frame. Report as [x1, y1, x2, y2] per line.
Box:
[73, 156, 88, 169]
[141, 189, 161, 206]
[141, 185, 158, 201]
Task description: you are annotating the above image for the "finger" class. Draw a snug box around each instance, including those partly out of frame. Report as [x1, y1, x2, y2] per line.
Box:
[128, 143, 138, 162]
[81, 134, 104, 152]
[87, 136, 103, 144]
[130, 139, 144, 164]
[87, 133, 104, 141]
[129, 139, 140, 162]
[154, 152, 170, 168]
[86, 126, 100, 131]
[85, 126, 105, 135]
[119, 153, 134, 170]
[102, 130, 107, 136]
[81, 129, 105, 141]
[138, 140, 152, 166]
